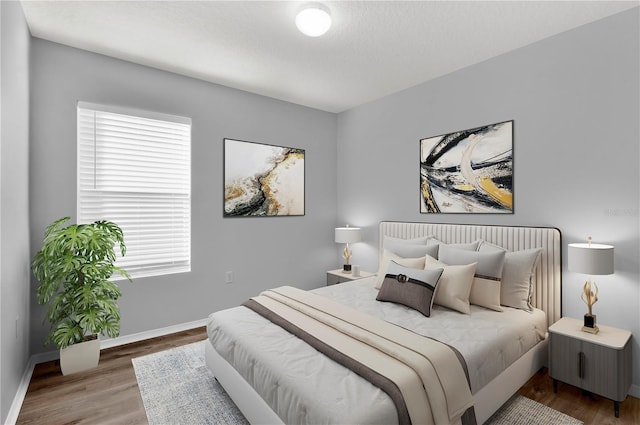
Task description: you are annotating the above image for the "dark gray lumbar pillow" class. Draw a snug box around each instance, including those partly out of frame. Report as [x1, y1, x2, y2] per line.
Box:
[376, 261, 444, 317]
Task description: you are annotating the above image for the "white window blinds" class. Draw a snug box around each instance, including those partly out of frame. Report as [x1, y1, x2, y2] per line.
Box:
[77, 102, 191, 279]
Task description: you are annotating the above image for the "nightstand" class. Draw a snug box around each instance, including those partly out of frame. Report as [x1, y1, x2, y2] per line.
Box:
[549, 316, 632, 417]
[326, 269, 374, 286]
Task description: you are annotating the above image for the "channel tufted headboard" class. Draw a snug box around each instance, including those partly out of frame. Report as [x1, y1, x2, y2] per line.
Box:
[379, 221, 562, 326]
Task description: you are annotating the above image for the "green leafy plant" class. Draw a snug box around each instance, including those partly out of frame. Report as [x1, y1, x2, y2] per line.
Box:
[31, 217, 131, 349]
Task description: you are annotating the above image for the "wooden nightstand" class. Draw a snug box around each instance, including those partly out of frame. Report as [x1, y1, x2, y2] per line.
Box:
[549, 316, 632, 417]
[326, 269, 374, 286]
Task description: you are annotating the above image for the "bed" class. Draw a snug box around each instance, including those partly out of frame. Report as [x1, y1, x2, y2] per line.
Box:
[205, 222, 562, 424]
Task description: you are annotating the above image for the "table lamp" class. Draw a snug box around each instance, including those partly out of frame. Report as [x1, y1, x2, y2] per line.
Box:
[335, 225, 361, 273]
[568, 237, 614, 334]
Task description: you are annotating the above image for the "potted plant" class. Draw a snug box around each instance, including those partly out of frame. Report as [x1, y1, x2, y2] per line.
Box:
[31, 216, 131, 375]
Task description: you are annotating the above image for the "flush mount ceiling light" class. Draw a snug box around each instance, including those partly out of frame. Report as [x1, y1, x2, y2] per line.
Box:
[295, 4, 332, 37]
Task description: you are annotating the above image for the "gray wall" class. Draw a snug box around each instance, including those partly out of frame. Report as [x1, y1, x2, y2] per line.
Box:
[336, 8, 640, 394]
[1, 1, 31, 422]
[29, 39, 338, 353]
[11, 3, 640, 415]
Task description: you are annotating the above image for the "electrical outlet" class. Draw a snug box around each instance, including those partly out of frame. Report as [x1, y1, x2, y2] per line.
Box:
[225, 271, 233, 284]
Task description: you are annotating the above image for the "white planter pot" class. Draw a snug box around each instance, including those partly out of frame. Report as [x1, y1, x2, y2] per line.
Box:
[60, 337, 100, 375]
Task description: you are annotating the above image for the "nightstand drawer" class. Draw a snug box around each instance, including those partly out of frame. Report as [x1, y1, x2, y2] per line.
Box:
[549, 332, 631, 400]
[549, 317, 632, 417]
[326, 272, 347, 285]
[326, 269, 374, 285]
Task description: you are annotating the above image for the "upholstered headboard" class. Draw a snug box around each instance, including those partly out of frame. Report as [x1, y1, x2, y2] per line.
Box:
[379, 221, 562, 326]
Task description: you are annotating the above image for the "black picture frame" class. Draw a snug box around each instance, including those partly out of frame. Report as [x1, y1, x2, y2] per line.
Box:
[223, 138, 305, 217]
[420, 120, 514, 214]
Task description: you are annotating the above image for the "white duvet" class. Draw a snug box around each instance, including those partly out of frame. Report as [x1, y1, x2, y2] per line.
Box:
[207, 276, 547, 425]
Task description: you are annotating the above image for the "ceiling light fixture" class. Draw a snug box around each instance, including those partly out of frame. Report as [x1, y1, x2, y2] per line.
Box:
[296, 4, 331, 37]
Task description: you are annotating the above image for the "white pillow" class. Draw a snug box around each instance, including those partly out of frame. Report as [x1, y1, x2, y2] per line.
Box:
[374, 249, 426, 289]
[384, 239, 439, 258]
[430, 239, 482, 250]
[479, 242, 542, 311]
[425, 239, 481, 258]
[425, 255, 476, 314]
[383, 235, 434, 245]
[438, 245, 506, 312]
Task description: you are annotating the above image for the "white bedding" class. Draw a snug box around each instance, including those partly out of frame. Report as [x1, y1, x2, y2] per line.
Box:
[206, 276, 547, 424]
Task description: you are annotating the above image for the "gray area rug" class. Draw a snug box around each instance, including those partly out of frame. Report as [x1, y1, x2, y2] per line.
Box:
[487, 395, 583, 425]
[132, 340, 248, 425]
[133, 341, 582, 425]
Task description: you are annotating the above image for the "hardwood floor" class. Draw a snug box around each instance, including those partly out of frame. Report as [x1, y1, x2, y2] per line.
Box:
[17, 327, 640, 424]
[517, 368, 640, 425]
[17, 327, 206, 425]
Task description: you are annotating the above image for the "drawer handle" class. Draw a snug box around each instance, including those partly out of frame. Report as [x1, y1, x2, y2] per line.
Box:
[578, 351, 585, 379]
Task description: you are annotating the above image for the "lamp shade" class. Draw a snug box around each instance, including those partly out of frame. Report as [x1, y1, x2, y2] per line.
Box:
[568, 242, 614, 275]
[335, 227, 361, 244]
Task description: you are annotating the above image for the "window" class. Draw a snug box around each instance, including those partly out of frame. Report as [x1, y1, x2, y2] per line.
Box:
[77, 102, 191, 279]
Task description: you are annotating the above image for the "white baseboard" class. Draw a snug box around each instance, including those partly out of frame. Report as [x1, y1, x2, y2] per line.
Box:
[100, 318, 208, 350]
[4, 318, 208, 425]
[4, 356, 38, 425]
[630, 383, 640, 398]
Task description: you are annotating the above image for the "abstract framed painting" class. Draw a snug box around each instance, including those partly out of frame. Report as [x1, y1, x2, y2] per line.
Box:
[224, 138, 305, 217]
[420, 120, 513, 214]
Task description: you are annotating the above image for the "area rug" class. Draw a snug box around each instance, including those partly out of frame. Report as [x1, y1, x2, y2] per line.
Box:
[486, 395, 583, 425]
[132, 340, 248, 425]
[133, 341, 582, 425]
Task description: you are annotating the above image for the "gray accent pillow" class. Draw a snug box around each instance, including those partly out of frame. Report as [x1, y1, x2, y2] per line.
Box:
[376, 261, 444, 317]
[438, 245, 506, 312]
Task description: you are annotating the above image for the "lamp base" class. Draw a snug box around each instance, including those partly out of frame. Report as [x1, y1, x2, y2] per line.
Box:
[342, 264, 352, 274]
[582, 314, 599, 334]
[582, 325, 599, 334]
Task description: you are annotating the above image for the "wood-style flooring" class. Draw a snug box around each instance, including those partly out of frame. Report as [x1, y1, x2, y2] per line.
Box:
[17, 327, 640, 425]
[517, 369, 640, 425]
[17, 327, 206, 425]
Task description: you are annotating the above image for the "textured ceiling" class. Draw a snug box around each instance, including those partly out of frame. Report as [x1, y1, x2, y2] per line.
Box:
[20, 1, 639, 113]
